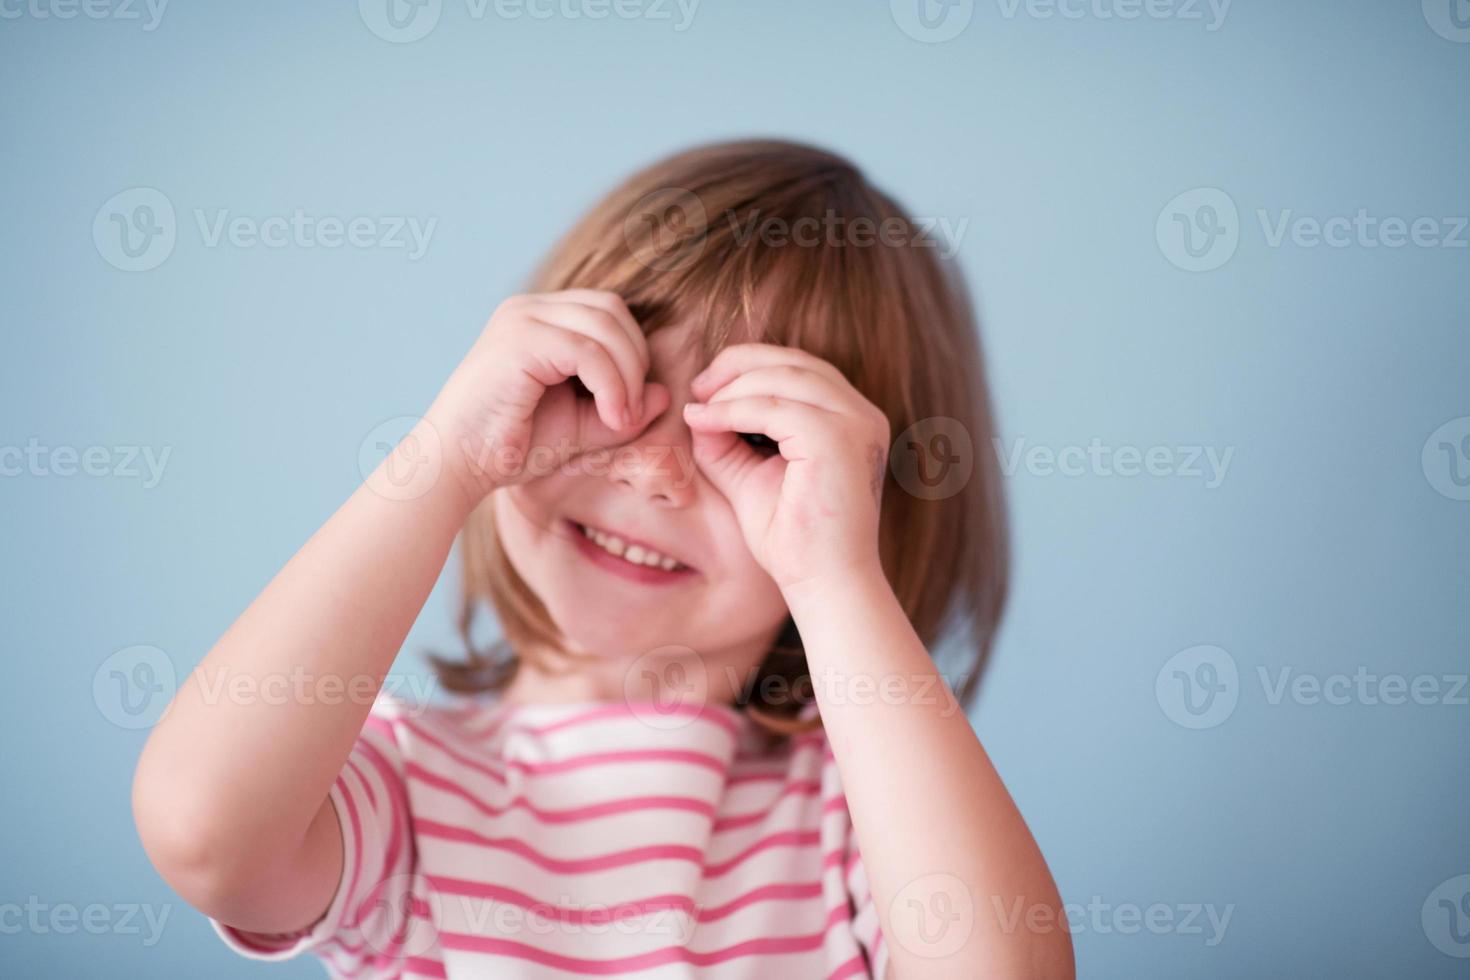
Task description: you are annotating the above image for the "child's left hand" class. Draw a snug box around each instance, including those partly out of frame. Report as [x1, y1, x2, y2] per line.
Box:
[684, 343, 890, 593]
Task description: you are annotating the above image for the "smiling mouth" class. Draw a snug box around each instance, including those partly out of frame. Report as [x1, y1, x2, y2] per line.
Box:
[567, 519, 696, 578]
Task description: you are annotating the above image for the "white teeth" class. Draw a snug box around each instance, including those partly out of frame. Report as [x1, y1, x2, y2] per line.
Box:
[579, 523, 683, 571]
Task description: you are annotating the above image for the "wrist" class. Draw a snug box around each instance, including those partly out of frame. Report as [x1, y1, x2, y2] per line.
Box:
[363, 415, 484, 522]
[421, 399, 510, 505]
[780, 557, 891, 617]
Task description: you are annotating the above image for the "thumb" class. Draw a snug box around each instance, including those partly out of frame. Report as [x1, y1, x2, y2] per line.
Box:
[689, 425, 767, 507]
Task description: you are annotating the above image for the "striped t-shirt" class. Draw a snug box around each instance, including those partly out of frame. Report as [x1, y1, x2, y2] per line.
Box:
[213, 695, 891, 978]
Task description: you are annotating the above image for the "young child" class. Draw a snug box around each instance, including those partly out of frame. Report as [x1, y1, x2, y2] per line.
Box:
[132, 140, 1073, 979]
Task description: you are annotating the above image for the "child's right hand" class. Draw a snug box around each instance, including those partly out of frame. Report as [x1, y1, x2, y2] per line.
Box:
[426, 290, 671, 502]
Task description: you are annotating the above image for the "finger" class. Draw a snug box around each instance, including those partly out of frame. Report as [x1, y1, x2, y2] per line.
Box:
[687, 423, 784, 514]
[690, 343, 846, 401]
[524, 320, 630, 431]
[530, 298, 647, 422]
[550, 289, 650, 365]
[683, 395, 838, 462]
[703, 364, 849, 411]
[576, 380, 673, 451]
[528, 299, 647, 423]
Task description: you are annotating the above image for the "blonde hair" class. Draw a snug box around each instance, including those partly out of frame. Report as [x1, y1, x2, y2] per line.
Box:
[433, 138, 1009, 738]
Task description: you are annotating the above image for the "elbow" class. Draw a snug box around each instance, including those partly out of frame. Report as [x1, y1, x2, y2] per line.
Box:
[1038, 932, 1077, 980]
[131, 754, 252, 916]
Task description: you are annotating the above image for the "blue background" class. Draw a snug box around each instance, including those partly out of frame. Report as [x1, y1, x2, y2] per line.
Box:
[3, 1, 1468, 976]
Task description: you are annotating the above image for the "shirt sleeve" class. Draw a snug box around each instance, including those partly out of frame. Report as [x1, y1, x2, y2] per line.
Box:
[845, 819, 892, 980]
[210, 702, 421, 973]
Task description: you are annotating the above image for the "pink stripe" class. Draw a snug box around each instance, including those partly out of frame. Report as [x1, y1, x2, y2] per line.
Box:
[348, 741, 413, 931]
[418, 819, 704, 873]
[418, 819, 825, 877]
[435, 904, 850, 972]
[699, 881, 826, 922]
[359, 738, 410, 883]
[404, 954, 447, 977]
[712, 781, 823, 832]
[706, 830, 822, 878]
[402, 717, 729, 783]
[425, 874, 825, 925]
[363, 713, 397, 744]
[407, 761, 717, 823]
[463, 701, 742, 740]
[400, 719, 507, 784]
[726, 769, 789, 787]
[334, 768, 368, 933]
[827, 952, 870, 979]
[344, 757, 377, 812]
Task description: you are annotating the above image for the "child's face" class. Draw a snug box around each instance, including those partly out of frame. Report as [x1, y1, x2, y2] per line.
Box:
[491, 320, 790, 692]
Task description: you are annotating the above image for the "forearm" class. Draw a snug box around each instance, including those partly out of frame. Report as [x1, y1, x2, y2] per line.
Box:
[134, 421, 474, 877]
[785, 564, 1074, 980]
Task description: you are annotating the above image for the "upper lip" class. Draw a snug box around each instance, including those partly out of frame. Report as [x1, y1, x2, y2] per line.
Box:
[571, 518, 696, 571]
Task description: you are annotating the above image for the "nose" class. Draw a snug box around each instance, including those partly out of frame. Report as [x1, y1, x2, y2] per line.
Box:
[606, 410, 697, 508]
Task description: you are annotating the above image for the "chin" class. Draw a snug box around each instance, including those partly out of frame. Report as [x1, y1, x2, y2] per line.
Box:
[542, 593, 664, 661]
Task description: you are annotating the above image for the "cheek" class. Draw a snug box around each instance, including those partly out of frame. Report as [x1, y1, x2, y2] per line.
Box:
[705, 507, 789, 626]
[491, 485, 565, 592]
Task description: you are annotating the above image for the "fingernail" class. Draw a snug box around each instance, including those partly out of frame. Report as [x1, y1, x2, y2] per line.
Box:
[683, 402, 704, 415]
